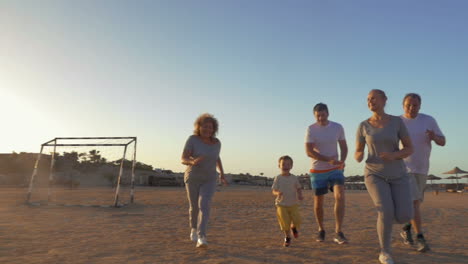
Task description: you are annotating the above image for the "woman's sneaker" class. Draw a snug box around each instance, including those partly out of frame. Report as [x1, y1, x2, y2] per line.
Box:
[400, 229, 414, 245]
[196, 236, 208, 248]
[190, 228, 198, 242]
[378, 252, 394, 264]
[316, 230, 325, 242]
[333, 232, 348, 244]
[416, 234, 430, 252]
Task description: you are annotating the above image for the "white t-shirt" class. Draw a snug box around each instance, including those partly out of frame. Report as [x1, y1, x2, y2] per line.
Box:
[272, 174, 301, 206]
[400, 113, 444, 175]
[305, 121, 346, 171]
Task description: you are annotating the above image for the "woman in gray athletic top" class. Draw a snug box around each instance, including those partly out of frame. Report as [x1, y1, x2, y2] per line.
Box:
[181, 113, 227, 248]
[355, 90, 414, 264]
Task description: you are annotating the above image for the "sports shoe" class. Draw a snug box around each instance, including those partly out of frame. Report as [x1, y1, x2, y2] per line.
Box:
[400, 230, 414, 245]
[292, 227, 299, 239]
[190, 228, 198, 242]
[333, 232, 348, 244]
[316, 230, 325, 242]
[378, 252, 394, 264]
[196, 236, 208, 248]
[416, 234, 430, 252]
[283, 237, 291, 247]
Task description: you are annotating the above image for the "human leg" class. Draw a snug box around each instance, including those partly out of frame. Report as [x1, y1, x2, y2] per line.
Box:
[197, 180, 217, 238]
[333, 184, 345, 233]
[365, 175, 394, 254]
[276, 205, 292, 232]
[185, 182, 201, 231]
[290, 204, 301, 238]
[314, 194, 325, 231]
[391, 176, 413, 225]
[276, 205, 293, 246]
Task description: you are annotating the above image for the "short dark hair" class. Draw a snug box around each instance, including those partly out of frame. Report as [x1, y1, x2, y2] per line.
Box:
[313, 103, 328, 113]
[278, 155, 293, 165]
[403, 93, 421, 104]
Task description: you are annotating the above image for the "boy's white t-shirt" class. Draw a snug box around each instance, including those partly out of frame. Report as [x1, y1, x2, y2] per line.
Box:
[272, 174, 301, 206]
[305, 121, 346, 171]
[400, 113, 444, 175]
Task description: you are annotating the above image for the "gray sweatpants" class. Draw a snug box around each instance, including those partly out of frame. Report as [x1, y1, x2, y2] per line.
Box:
[365, 175, 413, 253]
[185, 180, 217, 237]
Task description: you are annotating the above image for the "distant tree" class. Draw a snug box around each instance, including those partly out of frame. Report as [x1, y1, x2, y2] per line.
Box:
[88, 149, 102, 163]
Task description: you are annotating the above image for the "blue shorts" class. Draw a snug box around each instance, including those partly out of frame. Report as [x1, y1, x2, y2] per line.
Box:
[309, 169, 345, 196]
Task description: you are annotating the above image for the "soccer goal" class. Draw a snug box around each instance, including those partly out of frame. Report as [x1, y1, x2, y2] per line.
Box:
[26, 137, 137, 207]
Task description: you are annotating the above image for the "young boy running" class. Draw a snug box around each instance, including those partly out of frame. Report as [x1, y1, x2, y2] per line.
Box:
[272, 155, 303, 247]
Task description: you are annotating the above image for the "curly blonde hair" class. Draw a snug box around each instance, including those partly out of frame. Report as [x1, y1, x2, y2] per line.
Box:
[193, 113, 219, 138]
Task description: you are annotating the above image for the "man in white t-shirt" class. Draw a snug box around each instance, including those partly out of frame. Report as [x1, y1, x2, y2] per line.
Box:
[399, 93, 446, 253]
[305, 103, 348, 244]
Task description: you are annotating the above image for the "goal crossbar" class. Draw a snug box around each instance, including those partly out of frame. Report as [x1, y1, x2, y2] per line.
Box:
[26, 137, 138, 207]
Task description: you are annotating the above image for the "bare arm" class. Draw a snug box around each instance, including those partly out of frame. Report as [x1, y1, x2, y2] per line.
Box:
[380, 136, 414, 161]
[181, 149, 194, 165]
[181, 150, 204, 166]
[306, 143, 342, 165]
[354, 141, 365, 163]
[396, 136, 414, 159]
[338, 139, 348, 162]
[296, 188, 303, 200]
[217, 157, 228, 185]
[433, 135, 446, 146]
[272, 189, 282, 196]
[427, 130, 446, 146]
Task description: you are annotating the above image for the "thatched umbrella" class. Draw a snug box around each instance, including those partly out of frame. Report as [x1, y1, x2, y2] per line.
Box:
[443, 167, 468, 191]
[427, 174, 441, 188]
[461, 175, 468, 184]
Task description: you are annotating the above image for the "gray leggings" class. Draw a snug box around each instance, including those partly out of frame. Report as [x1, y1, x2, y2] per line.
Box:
[185, 180, 217, 237]
[365, 175, 413, 253]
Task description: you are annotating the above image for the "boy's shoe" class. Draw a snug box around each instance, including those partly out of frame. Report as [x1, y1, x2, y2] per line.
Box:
[283, 237, 291, 247]
[416, 234, 430, 252]
[190, 228, 198, 242]
[292, 227, 299, 239]
[196, 236, 208, 248]
[316, 230, 325, 242]
[400, 229, 414, 245]
[333, 232, 348, 244]
[378, 252, 394, 264]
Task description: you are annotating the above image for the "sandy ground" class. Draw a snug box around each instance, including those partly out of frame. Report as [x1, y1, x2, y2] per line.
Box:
[0, 186, 466, 264]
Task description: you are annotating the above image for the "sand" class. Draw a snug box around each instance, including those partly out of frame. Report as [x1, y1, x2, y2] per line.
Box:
[0, 186, 466, 264]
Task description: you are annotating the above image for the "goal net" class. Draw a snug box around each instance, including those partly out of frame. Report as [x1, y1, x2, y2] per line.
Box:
[26, 137, 137, 207]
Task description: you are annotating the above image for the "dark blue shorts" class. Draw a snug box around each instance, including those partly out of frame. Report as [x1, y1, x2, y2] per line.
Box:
[309, 169, 345, 196]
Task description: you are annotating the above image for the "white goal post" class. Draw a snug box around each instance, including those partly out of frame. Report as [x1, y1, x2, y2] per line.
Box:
[26, 137, 137, 207]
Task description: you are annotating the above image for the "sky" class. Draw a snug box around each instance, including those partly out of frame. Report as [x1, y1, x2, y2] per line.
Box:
[1, 0, 467, 180]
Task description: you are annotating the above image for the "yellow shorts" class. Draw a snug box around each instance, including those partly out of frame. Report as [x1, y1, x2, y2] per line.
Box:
[276, 204, 301, 231]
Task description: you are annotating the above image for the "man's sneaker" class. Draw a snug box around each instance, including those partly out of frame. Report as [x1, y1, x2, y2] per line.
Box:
[316, 230, 325, 242]
[196, 236, 208, 248]
[400, 230, 414, 245]
[283, 237, 291, 247]
[190, 228, 198, 242]
[333, 232, 348, 244]
[292, 227, 299, 239]
[378, 252, 394, 264]
[416, 234, 430, 252]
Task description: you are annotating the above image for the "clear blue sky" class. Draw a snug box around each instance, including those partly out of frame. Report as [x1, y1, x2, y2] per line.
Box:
[1, 0, 467, 179]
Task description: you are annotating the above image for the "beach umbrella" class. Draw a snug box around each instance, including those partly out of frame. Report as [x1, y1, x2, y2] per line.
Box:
[443, 167, 468, 190]
[461, 175, 468, 184]
[427, 174, 441, 187]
